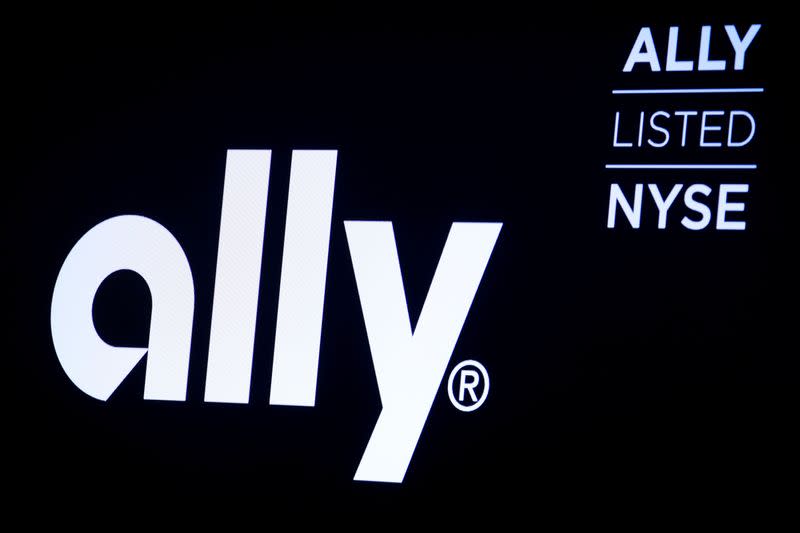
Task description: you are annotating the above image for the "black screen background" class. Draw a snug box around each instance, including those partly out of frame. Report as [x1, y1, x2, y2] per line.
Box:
[7, 8, 796, 522]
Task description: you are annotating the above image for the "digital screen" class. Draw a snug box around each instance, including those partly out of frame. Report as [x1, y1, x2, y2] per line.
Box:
[8, 9, 793, 520]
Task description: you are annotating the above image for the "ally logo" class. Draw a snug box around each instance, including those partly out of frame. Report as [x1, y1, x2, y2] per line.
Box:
[51, 149, 502, 483]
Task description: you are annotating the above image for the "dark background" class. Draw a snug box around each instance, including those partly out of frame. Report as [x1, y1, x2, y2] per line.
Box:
[7, 8, 796, 522]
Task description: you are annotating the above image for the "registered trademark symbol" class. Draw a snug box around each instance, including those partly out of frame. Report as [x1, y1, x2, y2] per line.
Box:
[447, 359, 490, 412]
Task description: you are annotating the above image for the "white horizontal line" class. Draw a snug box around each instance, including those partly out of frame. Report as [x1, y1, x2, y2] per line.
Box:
[605, 164, 757, 170]
[612, 88, 764, 94]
